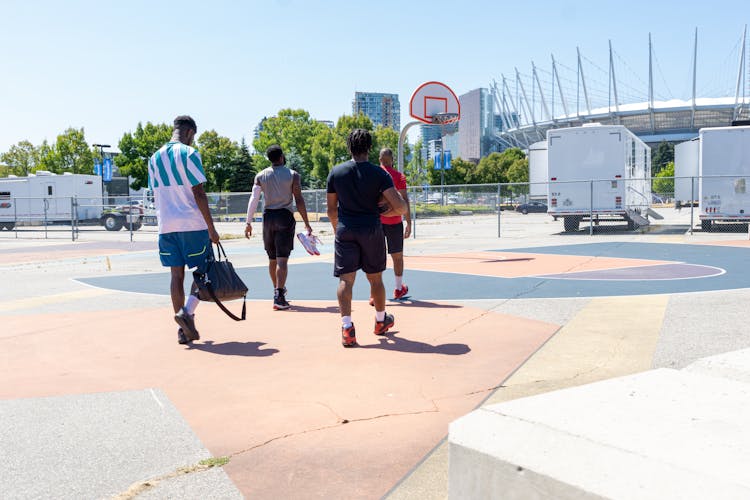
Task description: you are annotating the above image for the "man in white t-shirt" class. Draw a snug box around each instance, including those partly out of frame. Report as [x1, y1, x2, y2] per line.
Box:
[148, 115, 220, 345]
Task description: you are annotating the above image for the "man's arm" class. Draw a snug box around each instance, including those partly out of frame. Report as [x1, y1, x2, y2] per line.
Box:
[399, 188, 412, 238]
[192, 184, 220, 243]
[381, 187, 407, 217]
[326, 193, 338, 231]
[244, 182, 262, 238]
[292, 172, 313, 235]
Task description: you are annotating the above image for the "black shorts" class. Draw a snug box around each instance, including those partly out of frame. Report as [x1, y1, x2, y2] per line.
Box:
[382, 222, 404, 254]
[263, 209, 296, 259]
[334, 224, 386, 277]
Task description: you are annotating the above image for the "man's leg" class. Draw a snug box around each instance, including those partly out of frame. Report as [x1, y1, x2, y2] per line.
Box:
[337, 272, 356, 317]
[268, 259, 277, 289]
[276, 257, 288, 290]
[366, 272, 386, 312]
[170, 266, 185, 314]
[391, 251, 404, 278]
[338, 272, 357, 346]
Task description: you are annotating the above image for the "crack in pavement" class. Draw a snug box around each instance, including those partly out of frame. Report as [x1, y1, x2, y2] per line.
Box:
[110, 458, 230, 500]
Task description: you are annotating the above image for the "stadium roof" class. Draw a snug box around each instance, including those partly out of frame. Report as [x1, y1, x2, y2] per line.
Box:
[493, 29, 750, 148]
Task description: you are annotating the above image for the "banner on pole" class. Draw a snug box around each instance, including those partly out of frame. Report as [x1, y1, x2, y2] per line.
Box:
[103, 158, 113, 182]
[433, 152, 442, 170]
[444, 150, 452, 170]
[94, 160, 102, 176]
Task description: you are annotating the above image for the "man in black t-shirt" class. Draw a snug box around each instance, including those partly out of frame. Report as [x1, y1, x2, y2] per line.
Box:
[326, 129, 407, 347]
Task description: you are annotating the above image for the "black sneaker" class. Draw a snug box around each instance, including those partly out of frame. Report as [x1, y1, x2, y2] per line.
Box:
[374, 313, 395, 335]
[273, 288, 290, 310]
[177, 328, 190, 345]
[174, 308, 200, 341]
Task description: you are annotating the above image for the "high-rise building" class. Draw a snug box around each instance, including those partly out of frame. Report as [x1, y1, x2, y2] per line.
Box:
[352, 92, 400, 130]
[458, 88, 495, 162]
[420, 124, 442, 161]
[419, 120, 460, 161]
[442, 131, 460, 159]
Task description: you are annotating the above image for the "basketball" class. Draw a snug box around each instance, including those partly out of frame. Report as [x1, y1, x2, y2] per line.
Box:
[377, 194, 392, 214]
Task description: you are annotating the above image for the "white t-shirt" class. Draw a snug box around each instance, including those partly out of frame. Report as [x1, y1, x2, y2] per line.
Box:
[148, 141, 208, 234]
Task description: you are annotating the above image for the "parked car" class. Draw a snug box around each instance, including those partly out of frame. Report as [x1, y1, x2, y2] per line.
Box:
[515, 201, 548, 214]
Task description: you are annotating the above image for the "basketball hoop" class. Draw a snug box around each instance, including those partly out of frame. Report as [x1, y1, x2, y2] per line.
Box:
[432, 112, 459, 125]
[432, 112, 459, 139]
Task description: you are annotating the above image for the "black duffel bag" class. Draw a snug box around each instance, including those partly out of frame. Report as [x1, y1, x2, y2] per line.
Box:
[192, 242, 248, 321]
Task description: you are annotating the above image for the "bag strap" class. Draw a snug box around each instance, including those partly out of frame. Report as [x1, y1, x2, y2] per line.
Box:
[198, 275, 246, 321]
[214, 241, 228, 261]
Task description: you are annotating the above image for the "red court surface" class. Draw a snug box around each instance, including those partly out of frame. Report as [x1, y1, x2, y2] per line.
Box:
[2, 300, 557, 498]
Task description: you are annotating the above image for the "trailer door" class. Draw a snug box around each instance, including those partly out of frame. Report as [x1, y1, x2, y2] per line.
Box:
[42, 182, 57, 217]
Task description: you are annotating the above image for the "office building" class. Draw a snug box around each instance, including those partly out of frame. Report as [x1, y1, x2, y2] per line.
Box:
[458, 88, 495, 162]
[352, 92, 400, 130]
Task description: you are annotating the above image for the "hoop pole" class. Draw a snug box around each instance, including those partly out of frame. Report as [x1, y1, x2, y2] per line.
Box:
[397, 120, 422, 173]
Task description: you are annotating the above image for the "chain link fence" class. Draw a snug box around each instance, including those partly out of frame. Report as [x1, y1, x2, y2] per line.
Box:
[1, 176, 748, 240]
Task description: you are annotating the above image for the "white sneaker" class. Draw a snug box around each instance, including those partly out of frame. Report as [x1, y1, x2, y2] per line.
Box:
[297, 232, 321, 255]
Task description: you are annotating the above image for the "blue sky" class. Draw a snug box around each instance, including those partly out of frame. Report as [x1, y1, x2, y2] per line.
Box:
[1, 0, 748, 153]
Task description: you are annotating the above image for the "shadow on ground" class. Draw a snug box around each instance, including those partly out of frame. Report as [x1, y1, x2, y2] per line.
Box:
[360, 333, 471, 355]
[188, 340, 279, 357]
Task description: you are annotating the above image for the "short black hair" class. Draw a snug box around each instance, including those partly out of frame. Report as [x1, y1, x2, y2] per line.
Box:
[347, 129, 372, 156]
[266, 144, 284, 163]
[173, 115, 197, 133]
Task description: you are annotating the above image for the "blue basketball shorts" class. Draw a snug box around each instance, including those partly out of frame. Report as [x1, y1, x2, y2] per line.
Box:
[158, 230, 211, 268]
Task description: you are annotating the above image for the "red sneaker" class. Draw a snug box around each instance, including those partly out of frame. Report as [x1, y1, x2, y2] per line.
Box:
[374, 313, 395, 335]
[342, 324, 357, 347]
[393, 284, 409, 300]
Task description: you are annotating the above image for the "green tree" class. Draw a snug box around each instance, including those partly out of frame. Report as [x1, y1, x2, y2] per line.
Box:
[116, 122, 172, 189]
[372, 126, 410, 166]
[197, 130, 239, 191]
[252, 109, 326, 183]
[426, 156, 475, 185]
[309, 113, 373, 183]
[37, 128, 93, 174]
[405, 139, 427, 186]
[227, 139, 256, 192]
[652, 141, 674, 175]
[0, 140, 39, 176]
[470, 148, 526, 184]
[652, 161, 675, 194]
[506, 156, 529, 184]
[311, 126, 337, 183]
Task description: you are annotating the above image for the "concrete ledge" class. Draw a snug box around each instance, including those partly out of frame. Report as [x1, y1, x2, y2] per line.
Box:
[449, 368, 750, 499]
[684, 348, 750, 384]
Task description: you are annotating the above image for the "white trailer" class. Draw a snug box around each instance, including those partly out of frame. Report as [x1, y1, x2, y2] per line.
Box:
[546, 124, 652, 231]
[0, 172, 102, 230]
[528, 141, 548, 199]
[674, 138, 699, 205]
[698, 125, 750, 231]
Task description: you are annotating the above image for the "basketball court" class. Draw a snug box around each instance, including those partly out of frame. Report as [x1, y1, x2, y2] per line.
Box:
[3, 82, 750, 498]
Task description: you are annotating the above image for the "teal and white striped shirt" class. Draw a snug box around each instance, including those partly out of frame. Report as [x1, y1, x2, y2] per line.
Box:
[148, 141, 208, 234]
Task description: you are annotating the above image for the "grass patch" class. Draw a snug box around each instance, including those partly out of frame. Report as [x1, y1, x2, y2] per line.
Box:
[415, 203, 496, 217]
[199, 456, 230, 468]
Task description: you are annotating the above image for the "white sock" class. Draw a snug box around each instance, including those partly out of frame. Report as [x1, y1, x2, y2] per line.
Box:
[185, 295, 200, 315]
[375, 310, 386, 322]
[395, 275, 403, 289]
[342, 316, 353, 328]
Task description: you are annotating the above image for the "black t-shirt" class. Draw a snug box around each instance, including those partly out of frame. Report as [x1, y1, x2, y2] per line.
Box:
[327, 160, 395, 228]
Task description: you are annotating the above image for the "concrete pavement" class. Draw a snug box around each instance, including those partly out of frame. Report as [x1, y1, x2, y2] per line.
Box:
[1, 215, 749, 498]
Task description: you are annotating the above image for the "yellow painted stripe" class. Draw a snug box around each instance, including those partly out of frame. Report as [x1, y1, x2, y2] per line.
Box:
[0, 288, 112, 312]
[484, 294, 670, 406]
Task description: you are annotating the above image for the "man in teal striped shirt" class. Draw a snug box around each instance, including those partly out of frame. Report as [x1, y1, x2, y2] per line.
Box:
[148, 115, 220, 345]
